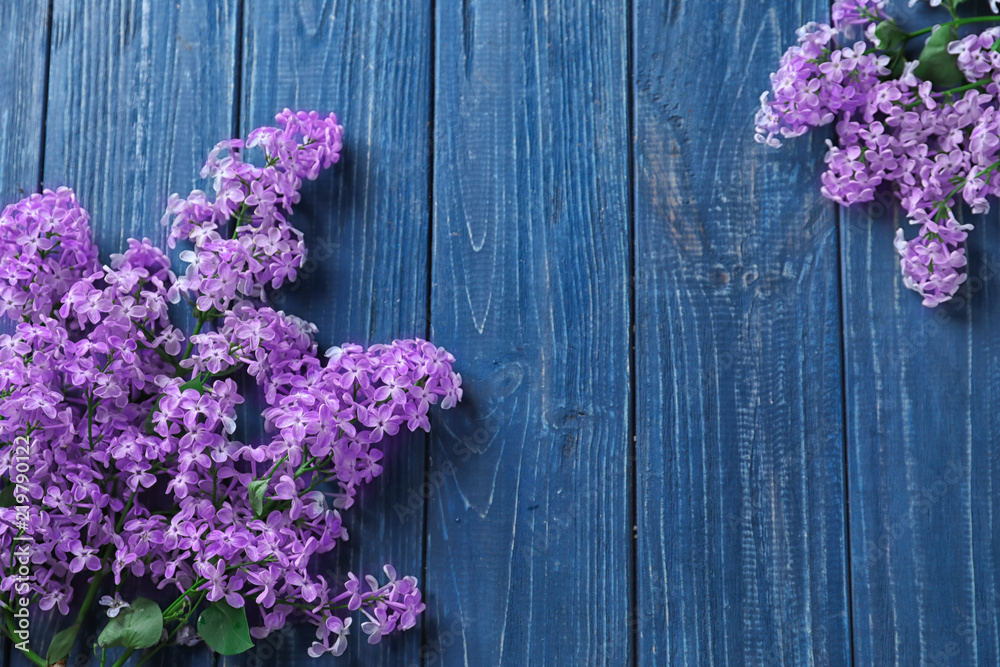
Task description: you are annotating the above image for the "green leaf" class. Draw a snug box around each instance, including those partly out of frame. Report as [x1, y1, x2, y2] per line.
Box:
[143, 408, 158, 435]
[179, 377, 206, 393]
[198, 600, 254, 656]
[144, 393, 166, 436]
[874, 20, 907, 52]
[98, 597, 163, 650]
[0, 483, 16, 508]
[913, 24, 964, 88]
[248, 479, 268, 518]
[46, 623, 80, 663]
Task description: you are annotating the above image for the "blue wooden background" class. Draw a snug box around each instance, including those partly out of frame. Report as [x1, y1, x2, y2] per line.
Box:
[1, 0, 998, 665]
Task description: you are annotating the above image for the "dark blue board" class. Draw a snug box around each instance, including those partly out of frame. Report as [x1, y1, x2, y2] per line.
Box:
[10, 1, 239, 666]
[227, 1, 433, 666]
[0, 1, 47, 203]
[428, 1, 633, 665]
[841, 1, 1000, 665]
[0, 1, 49, 664]
[6, 0, 1000, 665]
[633, 1, 852, 665]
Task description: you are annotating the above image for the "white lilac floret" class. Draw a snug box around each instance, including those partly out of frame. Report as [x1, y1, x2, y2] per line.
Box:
[0, 109, 461, 664]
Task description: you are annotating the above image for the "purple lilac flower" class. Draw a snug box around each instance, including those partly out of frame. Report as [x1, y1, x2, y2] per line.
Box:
[0, 110, 452, 660]
[757, 4, 1000, 306]
[165, 110, 344, 313]
[0, 187, 99, 322]
[895, 209, 973, 306]
[832, 0, 886, 29]
[754, 25, 889, 148]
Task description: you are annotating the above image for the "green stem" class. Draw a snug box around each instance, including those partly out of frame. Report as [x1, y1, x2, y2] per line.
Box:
[160, 580, 205, 620]
[73, 569, 107, 628]
[180, 313, 209, 362]
[260, 453, 289, 482]
[294, 455, 317, 477]
[133, 324, 184, 371]
[939, 76, 992, 98]
[907, 15, 1000, 38]
[48, 506, 132, 657]
[11, 644, 45, 666]
[133, 640, 164, 665]
[904, 75, 992, 110]
[227, 144, 310, 241]
[259, 454, 319, 516]
[231, 201, 250, 239]
[136, 590, 207, 667]
[111, 647, 135, 667]
[40, 565, 111, 664]
[947, 0, 961, 21]
[940, 158, 1000, 213]
[920, 158, 1000, 251]
[115, 496, 137, 533]
[3, 618, 45, 666]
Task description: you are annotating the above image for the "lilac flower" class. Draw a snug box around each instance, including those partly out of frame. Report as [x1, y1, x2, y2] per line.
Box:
[756, 4, 1000, 306]
[246, 565, 280, 608]
[175, 624, 201, 647]
[0, 188, 100, 324]
[0, 110, 450, 661]
[39, 587, 71, 616]
[832, 0, 886, 28]
[197, 560, 246, 608]
[895, 210, 973, 306]
[67, 540, 101, 573]
[308, 616, 351, 658]
[360, 606, 396, 645]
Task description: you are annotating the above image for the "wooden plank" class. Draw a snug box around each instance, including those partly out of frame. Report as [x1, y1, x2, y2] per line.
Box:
[0, 0, 49, 342]
[842, 1, 1000, 664]
[19, 1, 241, 665]
[428, 1, 632, 664]
[633, 1, 852, 664]
[0, 1, 48, 203]
[227, 1, 433, 665]
[0, 3, 49, 665]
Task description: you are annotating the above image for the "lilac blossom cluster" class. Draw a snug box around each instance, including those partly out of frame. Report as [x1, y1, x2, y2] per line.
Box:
[755, 0, 1000, 306]
[0, 110, 461, 664]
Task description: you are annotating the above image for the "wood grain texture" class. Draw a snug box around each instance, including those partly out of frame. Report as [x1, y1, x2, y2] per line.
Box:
[0, 0, 50, 350]
[0, 3, 49, 663]
[230, 1, 433, 666]
[16, 1, 240, 665]
[842, 2, 1000, 664]
[428, 1, 632, 664]
[632, 1, 852, 665]
[0, 1, 48, 203]
[12, 0, 1000, 665]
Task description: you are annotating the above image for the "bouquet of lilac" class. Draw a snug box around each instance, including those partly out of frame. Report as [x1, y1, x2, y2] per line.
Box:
[0, 110, 462, 666]
[755, 0, 1000, 306]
